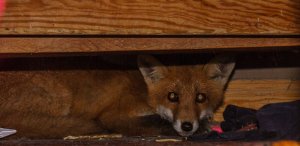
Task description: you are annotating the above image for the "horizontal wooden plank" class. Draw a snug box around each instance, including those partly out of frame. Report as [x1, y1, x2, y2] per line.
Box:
[214, 80, 300, 121]
[0, 0, 300, 35]
[1, 37, 300, 54]
[233, 68, 300, 80]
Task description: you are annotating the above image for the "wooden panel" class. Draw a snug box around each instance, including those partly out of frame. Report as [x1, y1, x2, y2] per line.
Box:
[1, 0, 300, 35]
[233, 68, 300, 80]
[1, 37, 300, 54]
[214, 80, 300, 121]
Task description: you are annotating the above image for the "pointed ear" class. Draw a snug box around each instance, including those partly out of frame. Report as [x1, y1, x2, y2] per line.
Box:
[138, 55, 167, 85]
[204, 54, 236, 87]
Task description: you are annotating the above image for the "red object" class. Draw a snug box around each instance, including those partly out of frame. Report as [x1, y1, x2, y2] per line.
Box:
[210, 125, 223, 134]
[0, 0, 6, 18]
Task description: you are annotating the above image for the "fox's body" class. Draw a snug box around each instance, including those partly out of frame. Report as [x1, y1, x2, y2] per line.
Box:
[0, 55, 235, 138]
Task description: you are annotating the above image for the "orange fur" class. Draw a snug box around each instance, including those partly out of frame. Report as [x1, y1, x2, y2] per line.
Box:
[0, 55, 235, 139]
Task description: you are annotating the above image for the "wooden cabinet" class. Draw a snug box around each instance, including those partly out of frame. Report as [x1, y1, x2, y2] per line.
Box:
[0, 0, 299, 145]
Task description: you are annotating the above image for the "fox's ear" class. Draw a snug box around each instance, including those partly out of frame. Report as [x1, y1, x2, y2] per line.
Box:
[138, 55, 167, 85]
[204, 54, 236, 87]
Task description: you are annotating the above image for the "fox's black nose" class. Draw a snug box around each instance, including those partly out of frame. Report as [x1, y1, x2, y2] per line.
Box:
[181, 122, 193, 132]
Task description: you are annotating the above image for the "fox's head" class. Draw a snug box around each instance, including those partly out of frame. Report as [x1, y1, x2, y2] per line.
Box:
[138, 55, 235, 136]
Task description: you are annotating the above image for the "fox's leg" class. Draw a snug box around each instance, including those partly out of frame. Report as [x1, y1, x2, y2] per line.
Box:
[119, 116, 176, 136]
[0, 112, 103, 139]
[98, 110, 176, 136]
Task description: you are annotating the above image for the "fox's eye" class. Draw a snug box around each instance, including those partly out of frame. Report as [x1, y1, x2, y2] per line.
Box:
[196, 93, 207, 103]
[168, 92, 179, 102]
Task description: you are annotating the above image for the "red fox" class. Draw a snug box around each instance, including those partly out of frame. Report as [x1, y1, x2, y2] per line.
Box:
[0, 55, 235, 138]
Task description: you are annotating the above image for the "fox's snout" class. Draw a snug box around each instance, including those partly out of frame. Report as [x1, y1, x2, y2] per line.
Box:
[173, 119, 199, 136]
[181, 122, 193, 132]
[156, 105, 200, 136]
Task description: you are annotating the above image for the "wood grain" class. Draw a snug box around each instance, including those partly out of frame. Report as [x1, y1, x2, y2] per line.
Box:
[0, 37, 300, 54]
[1, 0, 300, 35]
[214, 80, 300, 121]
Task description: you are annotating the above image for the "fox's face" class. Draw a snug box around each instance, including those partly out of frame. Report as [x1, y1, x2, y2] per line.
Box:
[138, 55, 235, 136]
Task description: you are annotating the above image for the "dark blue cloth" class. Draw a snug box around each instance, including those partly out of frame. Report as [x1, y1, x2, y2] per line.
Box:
[221, 104, 257, 132]
[221, 100, 300, 140]
[257, 100, 300, 140]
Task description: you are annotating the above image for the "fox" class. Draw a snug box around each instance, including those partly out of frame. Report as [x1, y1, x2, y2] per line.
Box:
[0, 54, 235, 139]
